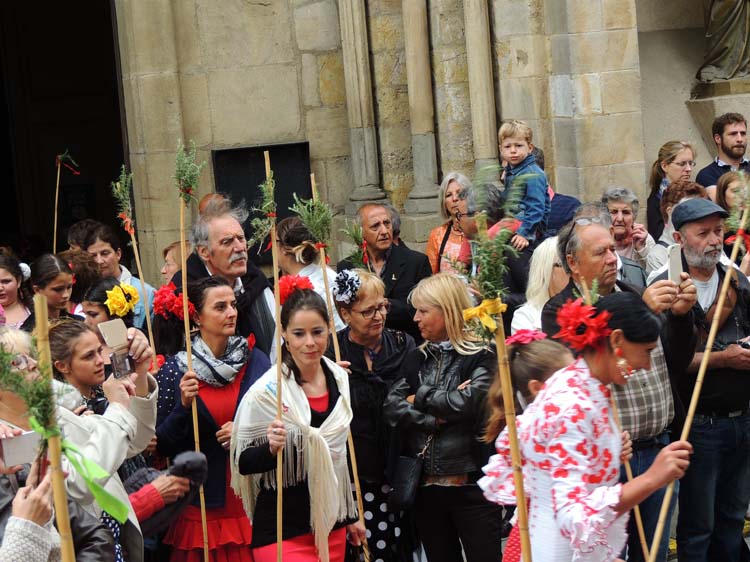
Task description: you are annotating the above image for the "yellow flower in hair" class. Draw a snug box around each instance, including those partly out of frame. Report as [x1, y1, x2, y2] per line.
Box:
[104, 284, 139, 317]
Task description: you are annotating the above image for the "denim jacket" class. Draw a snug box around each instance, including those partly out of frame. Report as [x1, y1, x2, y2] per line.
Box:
[505, 154, 550, 239]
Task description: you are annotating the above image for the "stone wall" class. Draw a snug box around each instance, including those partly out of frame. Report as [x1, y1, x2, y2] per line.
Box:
[115, 0, 353, 281]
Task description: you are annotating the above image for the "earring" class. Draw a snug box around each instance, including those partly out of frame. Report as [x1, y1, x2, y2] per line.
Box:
[615, 347, 633, 379]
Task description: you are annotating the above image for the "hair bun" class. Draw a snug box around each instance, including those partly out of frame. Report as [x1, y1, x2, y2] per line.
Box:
[19, 263, 31, 281]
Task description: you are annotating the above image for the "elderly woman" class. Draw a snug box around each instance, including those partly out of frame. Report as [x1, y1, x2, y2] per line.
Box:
[510, 237, 568, 333]
[383, 273, 501, 562]
[425, 173, 472, 274]
[160, 241, 192, 285]
[276, 216, 345, 331]
[331, 269, 415, 562]
[602, 187, 655, 271]
[647, 141, 697, 239]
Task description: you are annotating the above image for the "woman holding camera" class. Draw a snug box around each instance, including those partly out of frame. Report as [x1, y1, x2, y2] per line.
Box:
[155, 276, 270, 562]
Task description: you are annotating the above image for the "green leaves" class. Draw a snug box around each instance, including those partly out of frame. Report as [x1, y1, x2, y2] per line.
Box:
[111, 165, 135, 236]
[290, 193, 333, 246]
[246, 171, 277, 248]
[174, 141, 206, 204]
[340, 220, 368, 269]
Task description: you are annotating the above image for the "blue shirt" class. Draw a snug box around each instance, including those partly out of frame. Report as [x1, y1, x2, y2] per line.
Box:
[505, 154, 551, 239]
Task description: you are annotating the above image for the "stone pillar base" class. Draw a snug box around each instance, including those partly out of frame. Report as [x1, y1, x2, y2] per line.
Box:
[405, 133, 439, 214]
[400, 212, 441, 246]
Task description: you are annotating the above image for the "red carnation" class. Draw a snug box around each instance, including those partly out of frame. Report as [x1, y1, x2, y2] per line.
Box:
[279, 274, 314, 305]
[154, 282, 196, 321]
[554, 298, 612, 352]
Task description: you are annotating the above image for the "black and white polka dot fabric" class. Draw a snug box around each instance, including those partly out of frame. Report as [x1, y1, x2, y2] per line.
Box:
[350, 482, 403, 562]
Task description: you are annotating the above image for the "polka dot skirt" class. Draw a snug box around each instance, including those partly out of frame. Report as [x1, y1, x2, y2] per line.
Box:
[349, 481, 402, 562]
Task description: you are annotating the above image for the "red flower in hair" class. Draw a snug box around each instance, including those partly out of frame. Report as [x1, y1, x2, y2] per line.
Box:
[554, 298, 612, 352]
[154, 282, 196, 321]
[279, 275, 314, 305]
[505, 329, 546, 346]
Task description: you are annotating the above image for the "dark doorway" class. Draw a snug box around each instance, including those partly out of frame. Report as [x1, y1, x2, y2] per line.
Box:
[0, 1, 125, 261]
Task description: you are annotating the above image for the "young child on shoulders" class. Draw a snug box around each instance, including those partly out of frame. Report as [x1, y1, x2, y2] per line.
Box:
[499, 120, 551, 251]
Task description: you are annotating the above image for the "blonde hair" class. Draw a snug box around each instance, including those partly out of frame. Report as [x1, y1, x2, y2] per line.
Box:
[648, 140, 696, 197]
[525, 236, 560, 309]
[162, 240, 192, 262]
[0, 327, 32, 355]
[334, 269, 385, 314]
[409, 273, 483, 355]
[498, 119, 533, 144]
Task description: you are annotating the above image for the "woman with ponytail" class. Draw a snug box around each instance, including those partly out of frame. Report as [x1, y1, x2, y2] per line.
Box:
[231, 276, 364, 562]
[647, 140, 697, 239]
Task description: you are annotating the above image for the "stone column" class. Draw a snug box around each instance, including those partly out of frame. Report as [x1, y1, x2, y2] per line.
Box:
[338, 0, 384, 213]
[464, 0, 499, 176]
[402, 0, 439, 214]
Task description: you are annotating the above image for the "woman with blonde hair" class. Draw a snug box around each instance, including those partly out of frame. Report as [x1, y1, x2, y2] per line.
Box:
[510, 237, 568, 333]
[425, 173, 473, 274]
[647, 140, 697, 239]
[383, 273, 501, 562]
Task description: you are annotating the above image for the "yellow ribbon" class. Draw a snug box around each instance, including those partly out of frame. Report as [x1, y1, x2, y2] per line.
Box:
[463, 298, 507, 332]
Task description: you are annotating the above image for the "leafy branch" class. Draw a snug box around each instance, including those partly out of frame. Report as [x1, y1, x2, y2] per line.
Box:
[174, 141, 206, 204]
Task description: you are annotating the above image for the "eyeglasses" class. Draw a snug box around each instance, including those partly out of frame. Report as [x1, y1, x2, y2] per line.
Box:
[351, 301, 391, 319]
[455, 210, 477, 221]
[573, 216, 604, 226]
[671, 160, 696, 168]
[10, 354, 37, 372]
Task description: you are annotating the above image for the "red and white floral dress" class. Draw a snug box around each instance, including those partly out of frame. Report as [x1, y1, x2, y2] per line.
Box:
[479, 358, 627, 562]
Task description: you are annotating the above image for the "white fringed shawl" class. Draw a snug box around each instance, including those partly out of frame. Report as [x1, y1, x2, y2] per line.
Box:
[230, 356, 356, 562]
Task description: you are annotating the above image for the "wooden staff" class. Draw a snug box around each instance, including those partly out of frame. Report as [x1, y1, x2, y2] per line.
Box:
[179, 198, 210, 562]
[310, 173, 371, 562]
[53, 159, 62, 253]
[264, 151, 285, 562]
[34, 294, 75, 562]
[579, 279, 649, 560]
[128, 230, 156, 358]
[648, 204, 750, 562]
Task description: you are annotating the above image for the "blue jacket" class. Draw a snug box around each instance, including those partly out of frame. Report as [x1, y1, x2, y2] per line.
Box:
[505, 154, 550, 239]
[155, 349, 270, 508]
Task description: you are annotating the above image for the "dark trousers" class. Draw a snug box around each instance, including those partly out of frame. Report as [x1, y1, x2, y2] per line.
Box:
[414, 485, 502, 562]
[677, 413, 750, 562]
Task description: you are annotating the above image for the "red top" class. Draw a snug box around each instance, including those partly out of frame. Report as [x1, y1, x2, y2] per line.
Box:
[307, 392, 329, 413]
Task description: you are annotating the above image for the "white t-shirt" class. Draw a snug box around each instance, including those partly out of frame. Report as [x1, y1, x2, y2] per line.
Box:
[693, 269, 719, 312]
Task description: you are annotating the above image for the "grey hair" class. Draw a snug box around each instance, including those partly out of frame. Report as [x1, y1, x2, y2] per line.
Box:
[382, 202, 401, 238]
[574, 201, 612, 228]
[354, 202, 389, 227]
[557, 201, 613, 275]
[601, 186, 640, 215]
[438, 172, 472, 220]
[190, 196, 249, 250]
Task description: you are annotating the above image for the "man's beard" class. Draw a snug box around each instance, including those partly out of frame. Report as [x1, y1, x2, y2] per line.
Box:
[683, 243, 722, 270]
[721, 139, 746, 159]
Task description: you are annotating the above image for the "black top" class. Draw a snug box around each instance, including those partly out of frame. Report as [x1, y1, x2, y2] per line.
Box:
[19, 309, 81, 333]
[337, 243, 432, 342]
[328, 328, 415, 483]
[696, 159, 750, 188]
[237, 361, 354, 547]
[647, 192, 664, 240]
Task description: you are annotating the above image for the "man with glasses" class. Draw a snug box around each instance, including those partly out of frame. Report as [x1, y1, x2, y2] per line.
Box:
[696, 112, 749, 189]
[337, 203, 431, 342]
[541, 207, 697, 562]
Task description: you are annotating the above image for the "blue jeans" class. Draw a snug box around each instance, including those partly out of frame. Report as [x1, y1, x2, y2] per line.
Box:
[619, 432, 677, 562]
[677, 412, 750, 562]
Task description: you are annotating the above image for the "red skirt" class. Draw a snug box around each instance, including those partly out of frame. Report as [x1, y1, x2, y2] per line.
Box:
[164, 466, 252, 562]
[252, 527, 347, 562]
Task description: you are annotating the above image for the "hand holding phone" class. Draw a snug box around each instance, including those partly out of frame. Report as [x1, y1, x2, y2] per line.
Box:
[668, 244, 683, 285]
[98, 319, 135, 379]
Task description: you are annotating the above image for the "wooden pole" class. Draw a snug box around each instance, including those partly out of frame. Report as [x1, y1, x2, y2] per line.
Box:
[179, 200, 210, 562]
[310, 173, 371, 562]
[53, 161, 61, 253]
[608, 393, 650, 561]
[648, 204, 750, 562]
[33, 294, 75, 562]
[128, 231, 156, 358]
[265, 151, 285, 562]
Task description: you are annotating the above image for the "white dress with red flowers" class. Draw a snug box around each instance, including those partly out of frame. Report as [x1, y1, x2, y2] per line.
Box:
[478, 358, 627, 562]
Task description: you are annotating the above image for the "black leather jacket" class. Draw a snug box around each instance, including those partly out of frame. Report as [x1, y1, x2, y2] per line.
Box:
[383, 345, 496, 477]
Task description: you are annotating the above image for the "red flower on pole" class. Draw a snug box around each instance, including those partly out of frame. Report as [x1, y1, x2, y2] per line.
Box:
[554, 298, 612, 352]
[362, 240, 369, 265]
[279, 275, 314, 305]
[118, 213, 135, 236]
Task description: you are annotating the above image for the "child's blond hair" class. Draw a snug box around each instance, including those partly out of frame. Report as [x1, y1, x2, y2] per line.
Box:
[498, 119, 533, 144]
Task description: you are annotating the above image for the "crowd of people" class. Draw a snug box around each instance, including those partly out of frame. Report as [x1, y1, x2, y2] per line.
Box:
[0, 112, 747, 562]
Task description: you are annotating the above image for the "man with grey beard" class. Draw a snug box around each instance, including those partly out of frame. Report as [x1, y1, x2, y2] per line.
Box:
[653, 198, 750, 561]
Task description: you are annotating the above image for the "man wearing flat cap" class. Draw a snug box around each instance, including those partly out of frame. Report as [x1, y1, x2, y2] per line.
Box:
[653, 198, 750, 561]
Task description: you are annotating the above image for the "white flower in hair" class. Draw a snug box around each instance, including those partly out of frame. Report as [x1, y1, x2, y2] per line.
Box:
[332, 269, 361, 304]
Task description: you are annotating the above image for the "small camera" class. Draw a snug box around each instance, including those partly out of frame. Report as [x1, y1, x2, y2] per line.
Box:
[739, 340, 750, 350]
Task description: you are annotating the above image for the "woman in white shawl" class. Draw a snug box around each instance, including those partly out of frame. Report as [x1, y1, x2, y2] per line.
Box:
[231, 278, 364, 562]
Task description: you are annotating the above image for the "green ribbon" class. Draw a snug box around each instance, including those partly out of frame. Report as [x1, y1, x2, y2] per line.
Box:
[29, 416, 130, 524]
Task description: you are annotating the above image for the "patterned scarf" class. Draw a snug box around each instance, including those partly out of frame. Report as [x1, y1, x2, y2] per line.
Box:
[175, 334, 249, 387]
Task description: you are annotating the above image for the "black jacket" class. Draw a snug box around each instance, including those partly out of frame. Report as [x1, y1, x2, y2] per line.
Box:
[542, 278, 696, 433]
[337, 243, 432, 341]
[383, 345, 496, 478]
[172, 253, 275, 358]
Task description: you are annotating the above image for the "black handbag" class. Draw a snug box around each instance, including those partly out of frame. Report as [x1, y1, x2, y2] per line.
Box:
[387, 435, 432, 511]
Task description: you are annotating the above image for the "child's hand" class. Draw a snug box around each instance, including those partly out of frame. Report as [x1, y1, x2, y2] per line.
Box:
[511, 234, 529, 251]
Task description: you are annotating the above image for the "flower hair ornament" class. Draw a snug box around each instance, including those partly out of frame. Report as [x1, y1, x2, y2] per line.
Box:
[553, 298, 612, 352]
[104, 283, 140, 317]
[332, 269, 361, 305]
[153, 282, 196, 321]
[279, 274, 314, 305]
[505, 329, 546, 346]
